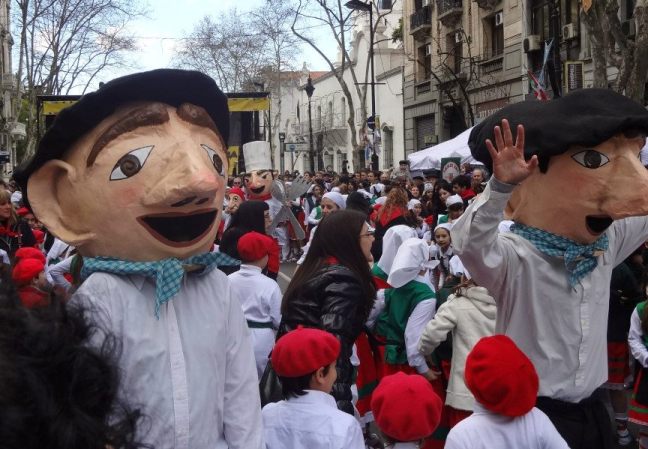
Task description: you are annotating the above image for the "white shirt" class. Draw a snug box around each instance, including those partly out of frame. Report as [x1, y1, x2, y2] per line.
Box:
[49, 255, 74, 293]
[629, 307, 648, 368]
[451, 178, 648, 402]
[445, 404, 569, 449]
[262, 390, 365, 449]
[228, 264, 282, 327]
[72, 269, 263, 449]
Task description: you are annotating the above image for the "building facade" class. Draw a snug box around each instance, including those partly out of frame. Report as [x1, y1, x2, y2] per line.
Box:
[0, 0, 24, 177]
[265, 3, 407, 174]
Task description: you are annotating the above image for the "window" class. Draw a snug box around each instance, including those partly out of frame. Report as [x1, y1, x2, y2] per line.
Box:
[415, 115, 435, 151]
[380, 0, 393, 9]
[382, 128, 394, 167]
[417, 44, 432, 80]
[531, 0, 550, 41]
[340, 97, 346, 125]
[446, 33, 463, 74]
[485, 12, 504, 58]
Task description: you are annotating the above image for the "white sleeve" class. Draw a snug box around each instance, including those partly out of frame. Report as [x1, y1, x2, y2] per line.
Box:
[451, 178, 515, 299]
[0, 248, 8, 264]
[223, 288, 264, 448]
[366, 289, 386, 328]
[49, 255, 74, 292]
[307, 207, 320, 225]
[268, 283, 282, 329]
[444, 428, 469, 449]
[302, 199, 311, 225]
[343, 419, 366, 449]
[406, 299, 437, 373]
[423, 230, 432, 243]
[609, 215, 648, 267]
[629, 307, 648, 368]
[418, 300, 458, 355]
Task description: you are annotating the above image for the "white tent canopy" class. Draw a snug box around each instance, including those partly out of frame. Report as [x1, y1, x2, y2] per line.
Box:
[408, 127, 483, 171]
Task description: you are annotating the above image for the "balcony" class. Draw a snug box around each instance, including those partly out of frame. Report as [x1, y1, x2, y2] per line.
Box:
[437, 0, 463, 27]
[479, 53, 504, 75]
[410, 5, 432, 40]
[415, 79, 432, 95]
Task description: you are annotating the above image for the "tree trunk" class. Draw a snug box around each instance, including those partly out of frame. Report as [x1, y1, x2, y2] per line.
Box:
[581, 5, 609, 88]
[626, 0, 648, 102]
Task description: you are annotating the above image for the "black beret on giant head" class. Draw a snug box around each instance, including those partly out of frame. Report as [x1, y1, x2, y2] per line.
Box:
[15, 68, 229, 197]
[469, 89, 648, 172]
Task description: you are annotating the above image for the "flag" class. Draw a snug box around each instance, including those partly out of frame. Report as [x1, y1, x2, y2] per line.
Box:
[528, 69, 548, 101]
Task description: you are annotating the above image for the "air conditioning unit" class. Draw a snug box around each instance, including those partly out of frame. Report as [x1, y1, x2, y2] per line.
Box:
[425, 43, 432, 55]
[455, 31, 463, 44]
[562, 23, 577, 40]
[495, 11, 503, 26]
[422, 0, 430, 5]
[523, 34, 542, 53]
[621, 20, 636, 37]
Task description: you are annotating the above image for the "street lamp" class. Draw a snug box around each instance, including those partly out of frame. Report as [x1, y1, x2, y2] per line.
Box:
[305, 75, 315, 172]
[278, 132, 286, 174]
[345, 0, 378, 171]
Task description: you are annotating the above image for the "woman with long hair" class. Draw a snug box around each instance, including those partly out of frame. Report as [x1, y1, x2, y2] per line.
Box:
[219, 200, 279, 278]
[0, 190, 35, 260]
[278, 209, 376, 415]
[371, 186, 410, 261]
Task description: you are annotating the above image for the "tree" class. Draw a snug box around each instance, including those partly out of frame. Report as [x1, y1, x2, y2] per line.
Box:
[175, 9, 271, 93]
[13, 0, 145, 159]
[291, 0, 398, 169]
[581, 0, 648, 103]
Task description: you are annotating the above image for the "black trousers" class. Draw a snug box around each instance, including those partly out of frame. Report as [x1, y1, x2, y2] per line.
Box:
[536, 395, 614, 449]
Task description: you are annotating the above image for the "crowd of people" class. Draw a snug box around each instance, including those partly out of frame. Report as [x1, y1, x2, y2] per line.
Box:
[2, 155, 647, 448]
[5, 68, 648, 449]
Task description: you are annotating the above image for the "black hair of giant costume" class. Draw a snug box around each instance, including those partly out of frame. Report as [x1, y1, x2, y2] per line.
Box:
[469, 88, 648, 172]
[15, 69, 229, 204]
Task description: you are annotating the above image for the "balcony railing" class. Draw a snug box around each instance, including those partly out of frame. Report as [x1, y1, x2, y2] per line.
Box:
[1, 73, 16, 90]
[437, 0, 462, 25]
[410, 5, 432, 38]
[480, 53, 504, 75]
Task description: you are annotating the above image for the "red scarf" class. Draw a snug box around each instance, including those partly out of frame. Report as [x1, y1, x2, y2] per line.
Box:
[0, 225, 19, 238]
[324, 256, 339, 265]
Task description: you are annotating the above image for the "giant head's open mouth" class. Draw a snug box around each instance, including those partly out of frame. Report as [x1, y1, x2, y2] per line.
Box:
[250, 186, 265, 195]
[585, 215, 613, 236]
[138, 209, 218, 247]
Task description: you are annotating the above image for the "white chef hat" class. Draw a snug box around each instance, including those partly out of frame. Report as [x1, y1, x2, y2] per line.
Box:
[446, 194, 463, 208]
[322, 191, 346, 210]
[242, 141, 272, 172]
[434, 222, 453, 233]
[388, 238, 438, 288]
[408, 199, 422, 210]
[377, 225, 418, 275]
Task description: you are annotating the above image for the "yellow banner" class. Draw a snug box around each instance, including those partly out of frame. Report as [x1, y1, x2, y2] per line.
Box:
[227, 97, 269, 112]
[42, 97, 269, 115]
[227, 146, 240, 175]
[41, 101, 77, 116]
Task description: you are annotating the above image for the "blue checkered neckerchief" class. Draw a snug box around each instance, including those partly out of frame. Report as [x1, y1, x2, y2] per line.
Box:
[511, 222, 609, 287]
[81, 252, 240, 318]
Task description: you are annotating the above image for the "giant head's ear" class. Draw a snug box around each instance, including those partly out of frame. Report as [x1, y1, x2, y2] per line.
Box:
[27, 159, 95, 247]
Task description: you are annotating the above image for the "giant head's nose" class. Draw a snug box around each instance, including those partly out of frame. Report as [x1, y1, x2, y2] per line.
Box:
[142, 144, 221, 208]
[601, 148, 648, 219]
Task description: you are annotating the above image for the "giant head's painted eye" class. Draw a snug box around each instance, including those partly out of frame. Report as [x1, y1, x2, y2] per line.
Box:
[571, 149, 610, 169]
[109, 146, 154, 181]
[201, 144, 226, 177]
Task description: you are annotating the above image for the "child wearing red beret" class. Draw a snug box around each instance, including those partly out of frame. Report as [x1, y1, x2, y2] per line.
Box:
[371, 371, 443, 448]
[445, 335, 568, 449]
[12, 256, 49, 308]
[263, 327, 365, 449]
[228, 231, 282, 378]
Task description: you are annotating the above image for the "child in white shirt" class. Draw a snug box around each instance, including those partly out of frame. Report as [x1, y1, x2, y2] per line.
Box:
[445, 335, 569, 449]
[262, 327, 365, 449]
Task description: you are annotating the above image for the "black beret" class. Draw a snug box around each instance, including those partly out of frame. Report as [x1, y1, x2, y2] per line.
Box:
[469, 88, 648, 172]
[16, 69, 229, 195]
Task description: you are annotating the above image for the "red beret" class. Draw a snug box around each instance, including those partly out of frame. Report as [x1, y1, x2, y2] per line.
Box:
[371, 372, 442, 442]
[32, 230, 45, 245]
[237, 231, 271, 263]
[272, 327, 340, 377]
[14, 247, 46, 264]
[12, 258, 45, 285]
[229, 187, 246, 200]
[465, 335, 539, 418]
[16, 207, 30, 216]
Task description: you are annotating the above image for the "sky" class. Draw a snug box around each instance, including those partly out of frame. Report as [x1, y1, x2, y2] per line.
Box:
[104, 0, 337, 88]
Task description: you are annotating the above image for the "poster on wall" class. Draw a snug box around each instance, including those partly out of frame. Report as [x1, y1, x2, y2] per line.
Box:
[441, 157, 461, 182]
